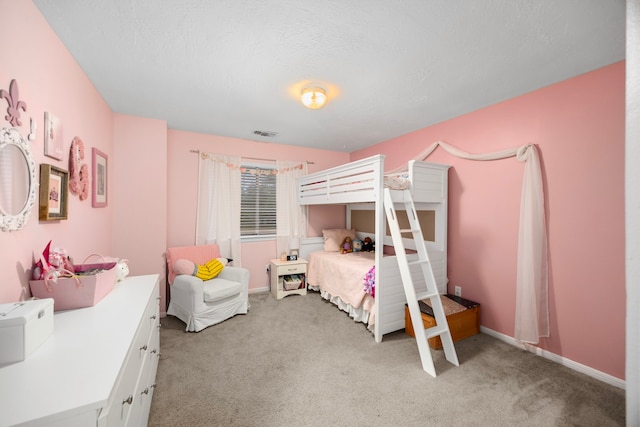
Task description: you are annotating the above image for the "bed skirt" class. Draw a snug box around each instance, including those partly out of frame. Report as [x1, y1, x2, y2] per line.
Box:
[308, 284, 374, 332]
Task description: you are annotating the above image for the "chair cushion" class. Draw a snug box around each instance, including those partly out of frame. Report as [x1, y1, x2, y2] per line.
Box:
[203, 277, 243, 303]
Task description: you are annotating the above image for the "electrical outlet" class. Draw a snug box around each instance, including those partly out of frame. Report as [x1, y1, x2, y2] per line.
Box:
[454, 286, 462, 297]
[265, 265, 270, 273]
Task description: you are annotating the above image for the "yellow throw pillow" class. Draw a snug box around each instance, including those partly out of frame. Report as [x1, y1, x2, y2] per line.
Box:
[196, 258, 225, 281]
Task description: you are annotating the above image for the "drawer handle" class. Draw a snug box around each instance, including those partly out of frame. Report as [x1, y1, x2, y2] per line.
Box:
[141, 387, 149, 395]
[140, 344, 148, 351]
[122, 395, 133, 406]
[150, 315, 157, 320]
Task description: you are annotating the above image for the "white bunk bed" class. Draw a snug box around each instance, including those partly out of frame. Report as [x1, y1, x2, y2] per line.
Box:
[297, 154, 450, 343]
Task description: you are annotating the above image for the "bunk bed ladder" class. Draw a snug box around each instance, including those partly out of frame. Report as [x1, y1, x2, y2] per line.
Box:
[383, 188, 459, 376]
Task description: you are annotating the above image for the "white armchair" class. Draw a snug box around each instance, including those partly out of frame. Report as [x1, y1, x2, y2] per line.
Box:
[166, 244, 249, 332]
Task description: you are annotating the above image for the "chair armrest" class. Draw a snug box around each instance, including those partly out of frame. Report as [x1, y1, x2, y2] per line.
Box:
[171, 275, 205, 312]
[218, 266, 250, 286]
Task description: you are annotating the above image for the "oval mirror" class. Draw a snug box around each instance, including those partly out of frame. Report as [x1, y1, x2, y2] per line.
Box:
[0, 127, 37, 231]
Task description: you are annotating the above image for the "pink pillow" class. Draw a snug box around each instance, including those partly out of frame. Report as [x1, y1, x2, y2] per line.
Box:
[322, 229, 356, 252]
[174, 259, 197, 276]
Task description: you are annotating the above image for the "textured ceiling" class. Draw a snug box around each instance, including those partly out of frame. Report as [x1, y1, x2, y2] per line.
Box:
[33, 0, 625, 152]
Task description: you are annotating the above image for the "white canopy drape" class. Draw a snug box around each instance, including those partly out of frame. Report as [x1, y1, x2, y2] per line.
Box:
[388, 141, 549, 344]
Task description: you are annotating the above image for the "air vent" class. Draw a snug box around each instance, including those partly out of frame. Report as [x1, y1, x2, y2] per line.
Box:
[253, 130, 278, 138]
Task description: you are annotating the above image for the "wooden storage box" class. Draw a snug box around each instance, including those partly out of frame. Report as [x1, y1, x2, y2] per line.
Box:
[405, 294, 480, 349]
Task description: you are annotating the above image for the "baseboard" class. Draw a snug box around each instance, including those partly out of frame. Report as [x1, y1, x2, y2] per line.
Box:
[249, 286, 270, 294]
[479, 326, 625, 390]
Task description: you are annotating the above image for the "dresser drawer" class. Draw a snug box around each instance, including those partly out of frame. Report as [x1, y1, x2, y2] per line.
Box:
[276, 263, 306, 275]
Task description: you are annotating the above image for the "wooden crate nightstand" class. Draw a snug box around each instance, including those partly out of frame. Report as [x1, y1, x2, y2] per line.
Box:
[405, 294, 480, 349]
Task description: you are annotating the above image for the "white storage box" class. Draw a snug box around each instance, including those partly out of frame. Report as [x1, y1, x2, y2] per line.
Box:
[0, 298, 54, 365]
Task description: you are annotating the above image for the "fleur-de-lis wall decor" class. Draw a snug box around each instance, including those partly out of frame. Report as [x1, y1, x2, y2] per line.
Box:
[0, 79, 27, 127]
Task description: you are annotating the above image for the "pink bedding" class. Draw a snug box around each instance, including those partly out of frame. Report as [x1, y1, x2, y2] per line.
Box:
[306, 251, 375, 311]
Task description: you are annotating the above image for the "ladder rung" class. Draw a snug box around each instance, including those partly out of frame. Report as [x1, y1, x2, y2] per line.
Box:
[408, 259, 430, 266]
[399, 228, 420, 234]
[416, 291, 440, 301]
[424, 324, 449, 340]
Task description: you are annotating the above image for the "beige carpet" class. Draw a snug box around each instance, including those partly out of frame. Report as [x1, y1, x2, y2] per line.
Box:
[149, 291, 624, 427]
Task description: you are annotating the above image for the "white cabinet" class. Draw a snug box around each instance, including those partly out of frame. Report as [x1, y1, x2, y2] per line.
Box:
[0, 275, 160, 427]
[99, 276, 160, 427]
[270, 259, 307, 299]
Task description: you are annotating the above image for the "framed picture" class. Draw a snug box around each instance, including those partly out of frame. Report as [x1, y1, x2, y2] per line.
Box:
[39, 164, 68, 220]
[92, 148, 107, 207]
[44, 112, 64, 160]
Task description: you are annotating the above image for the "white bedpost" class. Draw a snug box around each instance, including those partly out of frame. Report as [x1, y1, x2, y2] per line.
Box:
[374, 155, 386, 343]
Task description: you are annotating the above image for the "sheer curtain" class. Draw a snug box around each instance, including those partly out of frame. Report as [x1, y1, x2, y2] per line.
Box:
[388, 141, 549, 344]
[195, 152, 242, 266]
[275, 160, 308, 257]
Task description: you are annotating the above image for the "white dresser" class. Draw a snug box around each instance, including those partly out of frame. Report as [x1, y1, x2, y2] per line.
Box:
[0, 274, 160, 427]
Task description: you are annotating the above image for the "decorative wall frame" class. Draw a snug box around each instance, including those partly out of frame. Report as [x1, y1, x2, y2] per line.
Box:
[0, 127, 37, 231]
[69, 137, 89, 201]
[92, 148, 107, 208]
[0, 79, 27, 127]
[39, 164, 68, 220]
[44, 112, 63, 160]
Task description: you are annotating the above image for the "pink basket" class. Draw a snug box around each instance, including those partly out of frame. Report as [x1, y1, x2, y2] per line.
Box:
[29, 265, 117, 312]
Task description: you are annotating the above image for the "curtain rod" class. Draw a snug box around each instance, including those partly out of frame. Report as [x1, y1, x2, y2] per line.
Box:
[189, 149, 314, 164]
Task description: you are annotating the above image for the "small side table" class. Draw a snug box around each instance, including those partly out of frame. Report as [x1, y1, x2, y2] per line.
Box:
[270, 258, 308, 299]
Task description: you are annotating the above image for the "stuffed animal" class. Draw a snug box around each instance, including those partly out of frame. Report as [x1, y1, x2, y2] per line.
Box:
[340, 236, 353, 254]
[362, 236, 375, 252]
[352, 238, 362, 252]
[174, 258, 229, 281]
[115, 259, 130, 282]
[32, 241, 75, 281]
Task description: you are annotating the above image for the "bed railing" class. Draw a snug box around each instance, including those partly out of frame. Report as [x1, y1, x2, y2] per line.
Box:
[297, 154, 385, 205]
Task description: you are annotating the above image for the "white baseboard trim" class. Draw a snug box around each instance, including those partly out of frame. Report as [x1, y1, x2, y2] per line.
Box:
[479, 326, 625, 390]
[249, 286, 270, 294]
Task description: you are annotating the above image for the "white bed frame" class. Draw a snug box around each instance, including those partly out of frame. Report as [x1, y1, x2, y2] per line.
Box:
[297, 154, 450, 343]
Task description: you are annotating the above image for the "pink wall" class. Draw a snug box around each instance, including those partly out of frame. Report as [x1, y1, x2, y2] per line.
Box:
[352, 62, 626, 379]
[2, 0, 624, 381]
[112, 114, 168, 308]
[0, 0, 115, 303]
[0, 1, 351, 309]
[166, 130, 349, 291]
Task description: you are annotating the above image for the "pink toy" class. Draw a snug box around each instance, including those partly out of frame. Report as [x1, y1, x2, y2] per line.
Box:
[32, 241, 76, 284]
[174, 259, 197, 276]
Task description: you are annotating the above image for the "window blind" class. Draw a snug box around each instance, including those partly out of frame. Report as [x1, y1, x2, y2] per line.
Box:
[240, 166, 276, 237]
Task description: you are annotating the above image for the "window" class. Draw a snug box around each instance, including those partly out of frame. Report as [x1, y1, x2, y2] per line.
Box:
[240, 164, 276, 237]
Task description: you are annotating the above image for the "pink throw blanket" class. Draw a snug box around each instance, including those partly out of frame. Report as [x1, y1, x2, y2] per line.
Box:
[306, 251, 375, 309]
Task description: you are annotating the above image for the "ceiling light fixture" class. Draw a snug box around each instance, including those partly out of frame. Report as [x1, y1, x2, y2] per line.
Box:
[301, 87, 327, 109]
